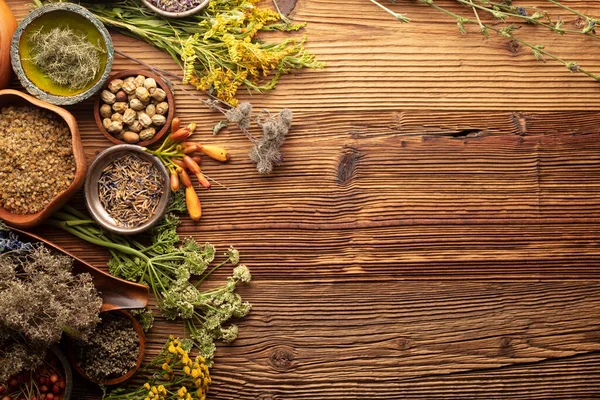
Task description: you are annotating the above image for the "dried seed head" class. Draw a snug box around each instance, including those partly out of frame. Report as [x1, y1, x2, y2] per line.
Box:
[101, 90, 116, 105]
[151, 88, 167, 102]
[108, 79, 124, 93]
[100, 104, 112, 119]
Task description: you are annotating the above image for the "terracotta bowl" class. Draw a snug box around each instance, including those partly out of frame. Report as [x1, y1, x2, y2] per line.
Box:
[94, 69, 175, 147]
[67, 310, 146, 386]
[0, 89, 86, 229]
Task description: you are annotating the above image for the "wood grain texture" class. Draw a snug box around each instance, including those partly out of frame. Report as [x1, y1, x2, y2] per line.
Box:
[6, 0, 600, 398]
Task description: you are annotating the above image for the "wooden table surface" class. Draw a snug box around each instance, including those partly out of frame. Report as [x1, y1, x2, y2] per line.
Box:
[7, 0, 600, 398]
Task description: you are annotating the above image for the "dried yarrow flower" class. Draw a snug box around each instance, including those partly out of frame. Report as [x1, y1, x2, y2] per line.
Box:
[0, 238, 102, 382]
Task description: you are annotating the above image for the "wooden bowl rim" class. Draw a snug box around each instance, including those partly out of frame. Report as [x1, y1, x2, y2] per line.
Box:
[0, 89, 87, 229]
[94, 69, 175, 147]
[67, 309, 146, 386]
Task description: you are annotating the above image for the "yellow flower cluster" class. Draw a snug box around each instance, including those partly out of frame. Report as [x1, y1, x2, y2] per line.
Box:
[164, 337, 212, 400]
[143, 383, 167, 400]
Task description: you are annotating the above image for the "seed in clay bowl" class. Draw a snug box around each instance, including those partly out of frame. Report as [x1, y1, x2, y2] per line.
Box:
[123, 131, 140, 144]
[116, 90, 127, 103]
[102, 118, 112, 130]
[129, 98, 144, 111]
[101, 90, 116, 105]
[112, 102, 128, 113]
[122, 108, 137, 125]
[100, 104, 112, 118]
[111, 113, 123, 123]
[122, 81, 136, 95]
[155, 102, 168, 115]
[124, 76, 135, 84]
[151, 114, 166, 126]
[129, 120, 143, 133]
[143, 78, 156, 92]
[134, 75, 145, 87]
[138, 113, 152, 128]
[151, 88, 166, 102]
[145, 104, 156, 117]
[139, 127, 156, 141]
[108, 79, 124, 93]
[135, 87, 150, 104]
[107, 121, 123, 134]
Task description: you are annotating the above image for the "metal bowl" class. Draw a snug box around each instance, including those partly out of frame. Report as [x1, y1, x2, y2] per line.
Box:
[140, 0, 209, 18]
[10, 3, 114, 106]
[84, 145, 170, 235]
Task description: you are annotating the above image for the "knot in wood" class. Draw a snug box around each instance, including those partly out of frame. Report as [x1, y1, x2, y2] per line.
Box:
[337, 146, 360, 186]
[498, 336, 515, 357]
[269, 346, 295, 371]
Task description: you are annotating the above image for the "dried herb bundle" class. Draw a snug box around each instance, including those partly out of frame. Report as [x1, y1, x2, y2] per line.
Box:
[28, 26, 104, 90]
[0, 223, 102, 383]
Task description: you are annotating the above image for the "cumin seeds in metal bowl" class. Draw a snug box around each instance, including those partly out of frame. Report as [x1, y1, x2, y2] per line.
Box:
[98, 154, 162, 228]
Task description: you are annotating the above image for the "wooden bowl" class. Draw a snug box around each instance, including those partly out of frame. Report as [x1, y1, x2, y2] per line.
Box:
[0, 89, 87, 229]
[94, 69, 175, 147]
[140, 0, 209, 18]
[67, 310, 146, 386]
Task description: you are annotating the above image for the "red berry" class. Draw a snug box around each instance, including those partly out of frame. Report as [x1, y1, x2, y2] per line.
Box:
[1, 396, 10, 400]
[40, 394, 46, 400]
[45, 394, 54, 400]
[57, 381, 64, 390]
[16, 374, 24, 383]
[32, 397, 38, 400]
[8, 379, 18, 388]
[0, 386, 5, 395]
[48, 376, 58, 385]
[52, 386, 59, 395]
[40, 386, 48, 393]
[38, 377, 47, 386]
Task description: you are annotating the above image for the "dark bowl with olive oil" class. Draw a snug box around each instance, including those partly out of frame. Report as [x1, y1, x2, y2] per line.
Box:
[10, 3, 113, 105]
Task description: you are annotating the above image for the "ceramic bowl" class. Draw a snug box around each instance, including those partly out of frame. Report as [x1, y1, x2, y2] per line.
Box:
[50, 346, 74, 400]
[67, 310, 146, 386]
[94, 69, 175, 147]
[0, 89, 87, 229]
[140, 0, 209, 18]
[10, 2, 114, 106]
[84, 144, 170, 235]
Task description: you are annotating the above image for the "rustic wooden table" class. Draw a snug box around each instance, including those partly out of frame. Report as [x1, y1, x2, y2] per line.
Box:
[7, 0, 600, 398]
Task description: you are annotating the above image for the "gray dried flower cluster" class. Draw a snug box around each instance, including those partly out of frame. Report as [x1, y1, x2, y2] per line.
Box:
[0, 241, 102, 382]
[226, 102, 293, 175]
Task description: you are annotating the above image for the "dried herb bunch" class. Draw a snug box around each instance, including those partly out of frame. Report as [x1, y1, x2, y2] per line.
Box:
[371, 0, 600, 80]
[103, 336, 210, 400]
[0, 223, 102, 383]
[28, 26, 105, 90]
[35, 0, 323, 105]
[74, 312, 140, 382]
[48, 200, 251, 364]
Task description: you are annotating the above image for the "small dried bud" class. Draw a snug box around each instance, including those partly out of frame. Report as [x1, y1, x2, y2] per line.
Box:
[102, 118, 112, 130]
[139, 127, 156, 141]
[145, 104, 156, 117]
[134, 75, 146, 87]
[129, 120, 143, 133]
[129, 98, 145, 111]
[111, 113, 123, 123]
[122, 108, 137, 125]
[151, 88, 167, 102]
[108, 79, 124, 93]
[138, 113, 153, 128]
[135, 87, 151, 104]
[143, 78, 157, 92]
[100, 104, 112, 118]
[122, 81, 137, 95]
[128, 94, 137, 102]
[151, 114, 166, 126]
[155, 101, 169, 115]
[107, 121, 123, 134]
[116, 90, 127, 103]
[112, 102, 129, 114]
[101, 90, 116, 105]
[124, 76, 135, 84]
[123, 131, 140, 144]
